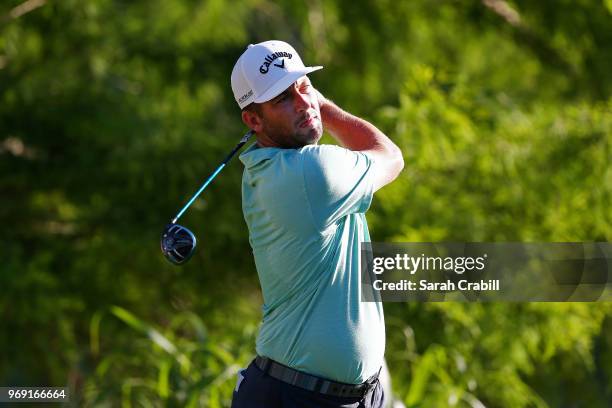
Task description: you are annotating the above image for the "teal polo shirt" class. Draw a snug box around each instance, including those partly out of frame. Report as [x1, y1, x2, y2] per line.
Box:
[239, 142, 385, 385]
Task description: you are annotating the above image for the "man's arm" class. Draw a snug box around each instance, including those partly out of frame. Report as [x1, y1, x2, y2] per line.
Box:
[316, 91, 404, 192]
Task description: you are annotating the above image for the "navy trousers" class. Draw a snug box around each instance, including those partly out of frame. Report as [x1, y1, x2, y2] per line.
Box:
[231, 360, 385, 408]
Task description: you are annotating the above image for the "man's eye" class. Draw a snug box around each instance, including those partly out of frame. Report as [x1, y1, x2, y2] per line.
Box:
[275, 94, 288, 103]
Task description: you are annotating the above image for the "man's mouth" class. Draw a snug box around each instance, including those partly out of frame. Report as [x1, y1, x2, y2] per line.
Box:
[299, 115, 317, 128]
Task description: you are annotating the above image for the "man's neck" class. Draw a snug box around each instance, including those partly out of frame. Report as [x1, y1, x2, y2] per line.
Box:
[255, 134, 301, 149]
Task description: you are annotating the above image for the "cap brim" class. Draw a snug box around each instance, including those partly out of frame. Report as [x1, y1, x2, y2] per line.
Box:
[254, 66, 323, 104]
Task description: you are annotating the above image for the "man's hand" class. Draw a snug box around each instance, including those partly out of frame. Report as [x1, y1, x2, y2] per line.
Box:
[314, 88, 328, 111]
[313, 87, 331, 126]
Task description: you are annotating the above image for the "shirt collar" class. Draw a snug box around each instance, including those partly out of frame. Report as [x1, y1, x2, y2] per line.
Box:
[239, 142, 283, 168]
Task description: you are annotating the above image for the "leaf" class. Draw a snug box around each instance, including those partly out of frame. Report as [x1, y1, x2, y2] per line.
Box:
[157, 359, 171, 399]
[110, 306, 177, 354]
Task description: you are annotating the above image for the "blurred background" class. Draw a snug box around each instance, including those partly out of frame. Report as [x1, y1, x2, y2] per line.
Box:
[1, 0, 611, 406]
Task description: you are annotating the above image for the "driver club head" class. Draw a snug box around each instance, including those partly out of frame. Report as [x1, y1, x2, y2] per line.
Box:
[161, 130, 254, 265]
[161, 223, 197, 265]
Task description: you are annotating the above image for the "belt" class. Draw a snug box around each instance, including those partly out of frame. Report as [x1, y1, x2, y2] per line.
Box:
[254, 355, 380, 399]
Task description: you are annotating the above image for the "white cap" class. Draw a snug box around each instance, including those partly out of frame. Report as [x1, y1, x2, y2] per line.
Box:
[231, 40, 323, 109]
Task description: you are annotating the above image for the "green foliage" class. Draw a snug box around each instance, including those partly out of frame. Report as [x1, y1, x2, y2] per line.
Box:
[84, 306, 256, 407]
[371, 64, 611, 242]
[386, 303, 612, 408]
[1, 0, 610, 407]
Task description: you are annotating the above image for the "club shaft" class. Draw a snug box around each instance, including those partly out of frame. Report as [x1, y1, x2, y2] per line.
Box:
[171, 130, 254, 223]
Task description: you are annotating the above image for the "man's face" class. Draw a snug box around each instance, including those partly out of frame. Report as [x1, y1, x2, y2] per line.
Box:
[256, 76, 323, 148]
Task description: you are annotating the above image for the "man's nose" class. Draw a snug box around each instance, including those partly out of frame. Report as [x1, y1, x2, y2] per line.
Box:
[293, 89, 310, 112]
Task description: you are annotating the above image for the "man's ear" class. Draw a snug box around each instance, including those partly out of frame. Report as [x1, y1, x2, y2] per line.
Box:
[242, 110, 263, 133]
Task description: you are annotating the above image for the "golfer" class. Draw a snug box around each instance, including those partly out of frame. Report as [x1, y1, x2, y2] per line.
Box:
[230, 40, 403, 407]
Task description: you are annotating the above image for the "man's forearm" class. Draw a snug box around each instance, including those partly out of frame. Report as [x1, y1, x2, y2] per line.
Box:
[318, 96, 400, 155]
[316, 91, 404, 191]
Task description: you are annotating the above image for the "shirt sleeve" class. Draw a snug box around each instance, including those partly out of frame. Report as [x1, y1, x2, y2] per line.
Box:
[301, 145, 375, 230]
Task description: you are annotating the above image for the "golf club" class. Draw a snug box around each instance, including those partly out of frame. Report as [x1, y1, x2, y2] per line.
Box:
[161, 130, 255, 265]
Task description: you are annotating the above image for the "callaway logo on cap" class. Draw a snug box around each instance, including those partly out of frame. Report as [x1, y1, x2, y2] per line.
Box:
[231, 40, 323, 109]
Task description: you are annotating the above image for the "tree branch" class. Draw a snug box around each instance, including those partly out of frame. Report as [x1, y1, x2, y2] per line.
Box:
[1, 0, 46, 24]
[483, 0, 521, 26]
[481, 0, 576, 78]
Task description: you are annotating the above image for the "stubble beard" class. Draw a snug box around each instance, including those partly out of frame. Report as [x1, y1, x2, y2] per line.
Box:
[265, 117, 323, 149]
